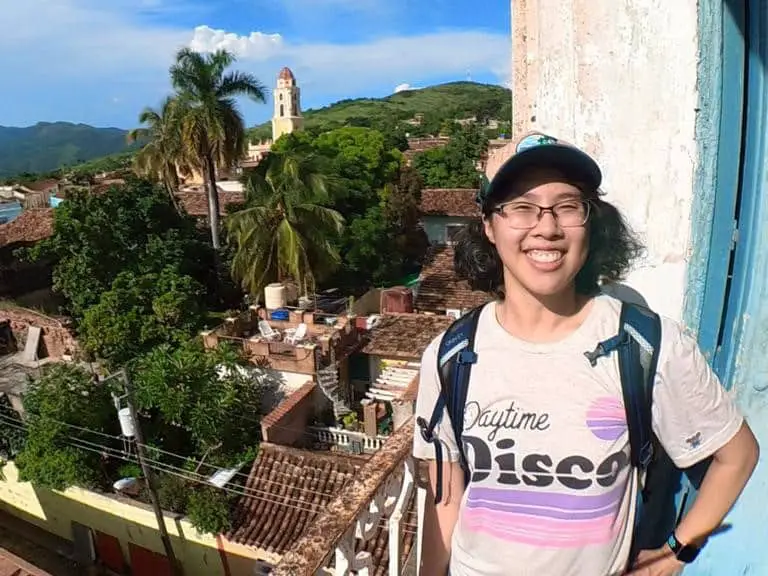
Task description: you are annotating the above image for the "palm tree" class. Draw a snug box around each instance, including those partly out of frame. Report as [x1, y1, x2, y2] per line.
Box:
[127, 96, 190, 210]
[226, 151, 345, 298]
[170, 48, 267, 248]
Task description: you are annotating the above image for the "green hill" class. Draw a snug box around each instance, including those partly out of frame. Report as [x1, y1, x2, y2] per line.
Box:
[249, 81, 512, 141]
[1, 82, 510, 180]
[0, 122, 134, 178]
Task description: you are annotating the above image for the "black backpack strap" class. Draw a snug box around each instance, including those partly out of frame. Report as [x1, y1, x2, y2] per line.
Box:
[617, 302, 662, 475]
[584, 301, 661, 474]
[416, 305, 483, 504]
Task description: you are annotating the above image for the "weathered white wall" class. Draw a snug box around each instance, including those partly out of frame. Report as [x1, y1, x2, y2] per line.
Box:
[510, 0, 700, 322]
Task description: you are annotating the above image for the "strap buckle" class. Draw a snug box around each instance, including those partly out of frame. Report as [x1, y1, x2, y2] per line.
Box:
[416, 416, 434, 444]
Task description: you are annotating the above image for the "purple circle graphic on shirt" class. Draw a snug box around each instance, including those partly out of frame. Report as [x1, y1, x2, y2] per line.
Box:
[586, 397, 627, 441]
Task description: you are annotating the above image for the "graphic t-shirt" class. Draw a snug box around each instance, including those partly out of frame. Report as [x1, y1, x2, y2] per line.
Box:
[412, 294, 743, 576]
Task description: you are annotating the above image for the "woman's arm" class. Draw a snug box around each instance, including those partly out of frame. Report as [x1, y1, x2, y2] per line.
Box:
[419, 460, 465, 576]
[675, 422, 759, 546]
[629, 422, 759, 575]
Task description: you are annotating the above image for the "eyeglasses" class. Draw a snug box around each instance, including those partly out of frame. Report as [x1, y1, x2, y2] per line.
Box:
[493, 199, 591, 229]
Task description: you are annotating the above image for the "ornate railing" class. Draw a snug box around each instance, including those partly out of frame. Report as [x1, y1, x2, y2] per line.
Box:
[307, 426, 387, 453]
[274, 419, 424, 576]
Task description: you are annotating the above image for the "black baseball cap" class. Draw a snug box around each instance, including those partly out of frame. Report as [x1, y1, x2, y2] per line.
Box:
[477, 132, 603, 212]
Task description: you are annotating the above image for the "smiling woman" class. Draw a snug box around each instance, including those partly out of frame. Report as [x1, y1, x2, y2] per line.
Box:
[412, 132, 757, 576]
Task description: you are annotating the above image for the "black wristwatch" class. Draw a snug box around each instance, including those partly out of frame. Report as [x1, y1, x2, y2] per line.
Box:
[667, 531, 701, 563]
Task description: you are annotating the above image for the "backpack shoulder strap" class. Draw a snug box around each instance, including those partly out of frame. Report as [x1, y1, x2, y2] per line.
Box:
[416, 305, 484, 504]
[617, 301, 662, 472]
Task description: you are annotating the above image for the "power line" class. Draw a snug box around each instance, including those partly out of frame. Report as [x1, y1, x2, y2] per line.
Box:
[0, 415, 419, 534]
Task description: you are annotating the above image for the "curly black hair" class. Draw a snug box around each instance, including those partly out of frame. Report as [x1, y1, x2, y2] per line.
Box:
[453, 197, 645, 297]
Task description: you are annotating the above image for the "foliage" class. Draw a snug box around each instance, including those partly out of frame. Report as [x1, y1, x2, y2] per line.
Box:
[26, 178, 222, 320]
[186, 486, 234, 535]
[78, 267, 205, 367]
[157, 475, 190, 514]
[128, 97, 192, 208]
[227, 149, 345, 296]
[14, 364, 119, 491]
[412, 122, 488, 188]
[248, 81, 511, 143]
[170, 48, 267, 248]
[268, 127, 427, 290]
[131, 339, 265, 462]
[0, 121, 137, 179]
[0, 397, 26, 464]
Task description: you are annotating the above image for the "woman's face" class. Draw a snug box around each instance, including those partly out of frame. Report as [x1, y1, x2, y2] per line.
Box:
[483, 169, 590, 300]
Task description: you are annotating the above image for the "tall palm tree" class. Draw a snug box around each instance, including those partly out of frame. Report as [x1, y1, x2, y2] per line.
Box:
[127, 96, 190, 210]
[170, 48, 267, 248]
[226, 151, 345, 298]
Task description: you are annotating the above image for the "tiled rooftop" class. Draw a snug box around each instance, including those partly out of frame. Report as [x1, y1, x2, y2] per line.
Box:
[420, 188, 480, 218]
[362, 314, 454, 360]
[18, 179, 59, 193]
[226, 444, 361, 555]
[415, 245, 493, 313]
[175, 188, 245, 217]
[0, 209, 54, 249]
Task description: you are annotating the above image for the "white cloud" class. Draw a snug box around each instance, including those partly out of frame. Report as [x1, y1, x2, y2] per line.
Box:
[190, 27, 510, 93]
[0, 0, 510, 125]
[189, 26, 284, 61]
[394, 83, 413, 93]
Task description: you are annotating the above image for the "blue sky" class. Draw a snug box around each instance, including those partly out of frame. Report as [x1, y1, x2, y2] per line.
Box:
[0, 0, 510, 129]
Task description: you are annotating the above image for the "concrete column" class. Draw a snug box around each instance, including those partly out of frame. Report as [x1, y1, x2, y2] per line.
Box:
[508, 0, 700, 322]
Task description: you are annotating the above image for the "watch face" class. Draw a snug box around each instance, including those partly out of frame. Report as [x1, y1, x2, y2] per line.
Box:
[677, 544, 700, 563]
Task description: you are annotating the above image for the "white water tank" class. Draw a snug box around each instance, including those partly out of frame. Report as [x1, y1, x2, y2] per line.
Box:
[264, 283, 287, 310]
[118, 407, 136, 438]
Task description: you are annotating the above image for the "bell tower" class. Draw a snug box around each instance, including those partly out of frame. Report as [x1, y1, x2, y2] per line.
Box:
[271, 67, 304, 141]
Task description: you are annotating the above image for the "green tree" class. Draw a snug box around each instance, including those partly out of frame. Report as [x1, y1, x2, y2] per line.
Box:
[15, 364, 119, 491]
[342, 166, 428, 286]
[26, 178, 223, 319]
[131, 340, 264, 463]
[127, 97, 191, 210]
[312, 126, 402, 216]
[227, 150, 344, 297]
[413, 122, 488, 188]
[170, 48, 267, 249]
[78, 267, 205, 367]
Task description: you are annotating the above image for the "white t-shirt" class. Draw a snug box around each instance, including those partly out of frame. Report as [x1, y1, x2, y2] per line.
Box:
[412, 294, 743, 576]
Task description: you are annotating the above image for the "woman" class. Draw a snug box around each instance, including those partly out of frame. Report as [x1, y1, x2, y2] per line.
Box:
[412, 133, 759, 576]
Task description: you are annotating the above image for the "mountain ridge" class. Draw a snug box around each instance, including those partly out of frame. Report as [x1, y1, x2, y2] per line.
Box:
[0, 81, 511, 179]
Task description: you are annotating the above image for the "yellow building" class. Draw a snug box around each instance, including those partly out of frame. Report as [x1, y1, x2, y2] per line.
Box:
[271, 67, 303, 141]
[0, 462, 260, 575]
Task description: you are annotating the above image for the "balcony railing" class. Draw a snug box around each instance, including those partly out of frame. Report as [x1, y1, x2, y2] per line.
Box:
[274, 419, 424, 576]
[308, 425, 388, 454]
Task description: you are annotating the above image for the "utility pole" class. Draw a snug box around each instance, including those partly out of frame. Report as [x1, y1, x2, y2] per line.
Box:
[109, 370, 181, 575]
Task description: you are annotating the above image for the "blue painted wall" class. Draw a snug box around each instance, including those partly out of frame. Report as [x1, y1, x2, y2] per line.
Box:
[0, 201, 22, 224]
[684, 0, 768, 573]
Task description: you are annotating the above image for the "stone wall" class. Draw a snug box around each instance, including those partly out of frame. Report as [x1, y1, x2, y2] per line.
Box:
[0, 307, 78, 358]
[509, 0, 700, 321]
[261, 382, 324, 448]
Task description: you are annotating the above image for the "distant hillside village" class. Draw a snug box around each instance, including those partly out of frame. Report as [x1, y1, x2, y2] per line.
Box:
[0, 60, 516, 576]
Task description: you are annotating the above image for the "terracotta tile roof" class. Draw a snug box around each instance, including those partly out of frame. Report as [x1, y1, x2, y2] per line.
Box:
[0, 209, 54, 249]
[175, 189, 245, 217]
[415, 246, 493, 313]
[0, 548, 53, 576]
[226, 444, 361, 555]
[360, 492, 417, 576]
[420, 188, 480, 218]
[362, 314, 454, 360]
[18, 179, 59, 193]
[403, 137, 450, 164]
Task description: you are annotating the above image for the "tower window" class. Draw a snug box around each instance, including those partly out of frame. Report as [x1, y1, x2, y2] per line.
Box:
[279, 94, 283, 101]
[280, 104, 284, 117]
